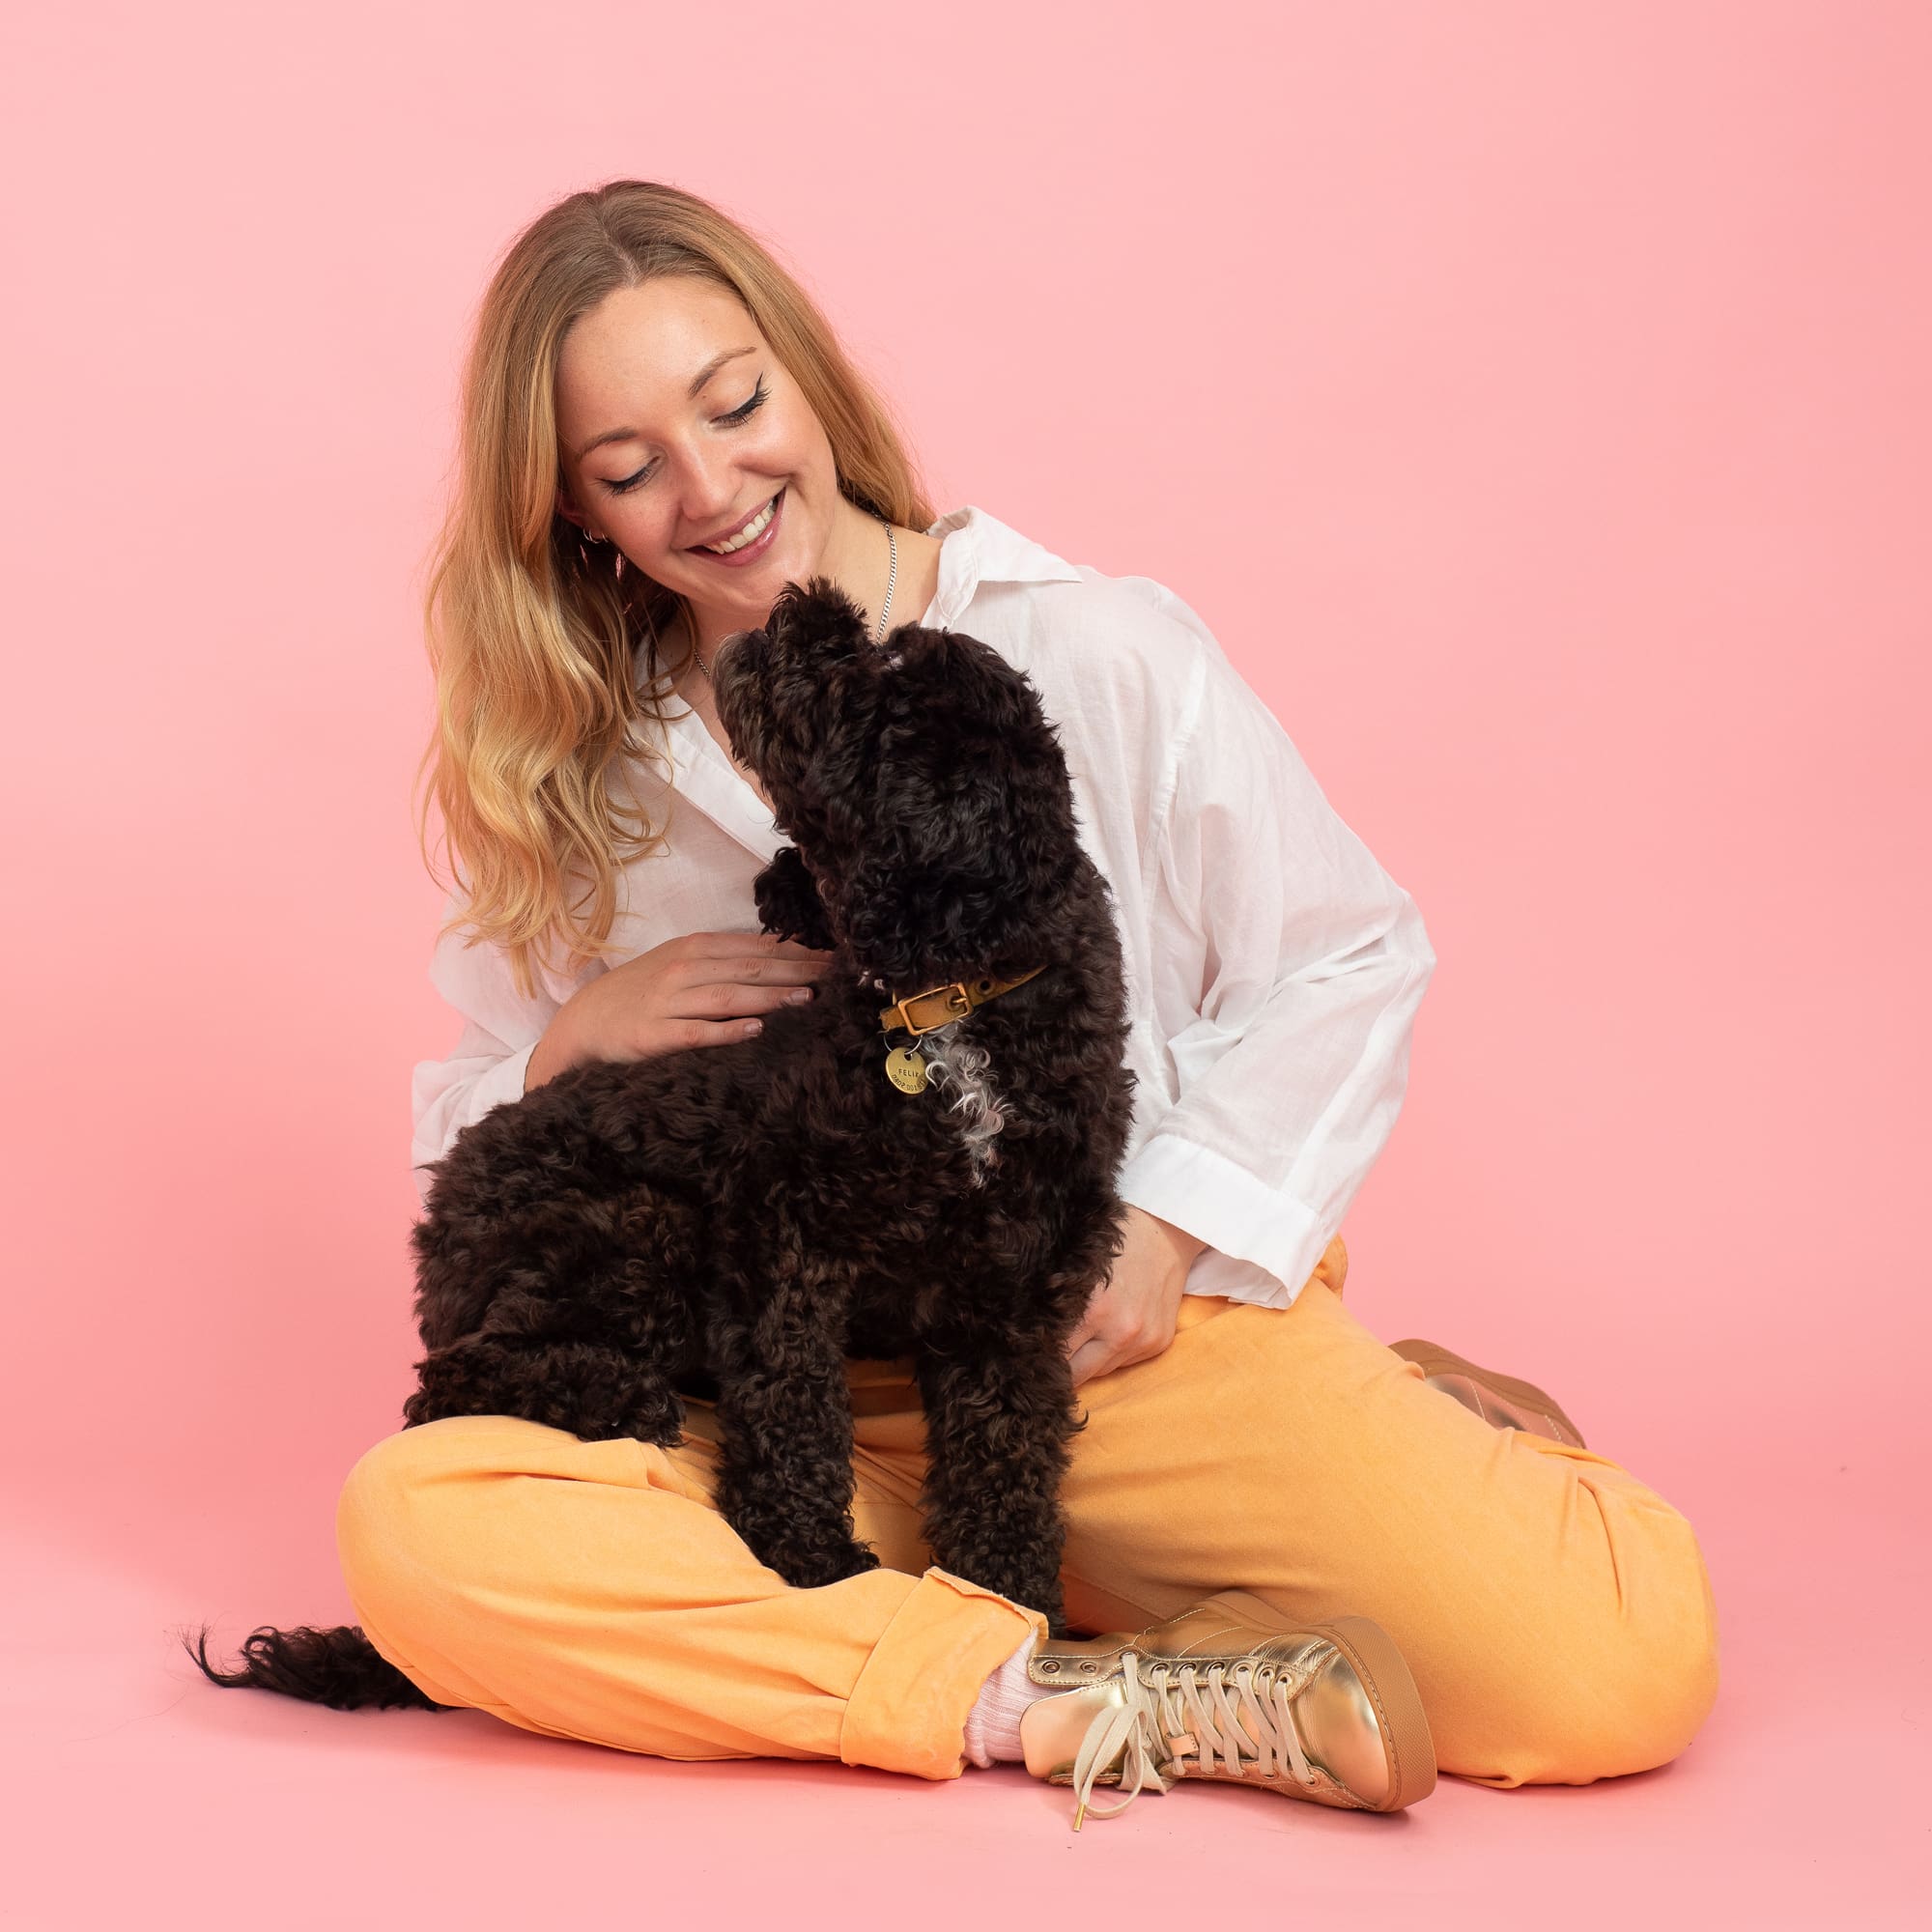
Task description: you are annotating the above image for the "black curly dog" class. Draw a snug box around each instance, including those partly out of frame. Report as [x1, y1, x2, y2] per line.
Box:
[185, 575, 1138, 1712]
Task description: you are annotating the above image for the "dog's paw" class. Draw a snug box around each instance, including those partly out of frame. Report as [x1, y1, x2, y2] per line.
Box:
[1003, 1576, 1066, 1633]
[775, 1540, 881, 1590]
[753, 844, 836, 952]
[937, 1554, 1064, 1632]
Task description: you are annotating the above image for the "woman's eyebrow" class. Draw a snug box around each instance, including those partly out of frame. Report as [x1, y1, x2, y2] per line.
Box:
[572, 345, 758, 460]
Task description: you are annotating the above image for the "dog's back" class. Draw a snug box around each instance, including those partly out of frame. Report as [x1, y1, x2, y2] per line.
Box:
[411, 842, 1134, 1398]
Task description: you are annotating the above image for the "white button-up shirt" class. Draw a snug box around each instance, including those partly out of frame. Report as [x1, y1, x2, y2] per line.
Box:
[412, 505, 1436, 1309]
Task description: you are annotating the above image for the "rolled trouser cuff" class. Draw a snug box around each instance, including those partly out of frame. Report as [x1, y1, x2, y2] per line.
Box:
[839, 1566, 1047, 1780]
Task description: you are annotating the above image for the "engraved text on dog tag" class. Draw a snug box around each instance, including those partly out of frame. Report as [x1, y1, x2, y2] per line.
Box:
[885, 1044, 929, 1094]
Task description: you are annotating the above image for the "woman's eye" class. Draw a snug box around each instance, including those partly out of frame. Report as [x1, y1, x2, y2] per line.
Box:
[604, 375, 770, 497]
[719, 375, 770, 428]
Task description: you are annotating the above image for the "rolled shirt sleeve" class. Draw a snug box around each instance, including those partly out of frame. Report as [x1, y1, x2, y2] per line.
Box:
[1114, 619, 1436, 1309]
[409, 894, 603, 1206]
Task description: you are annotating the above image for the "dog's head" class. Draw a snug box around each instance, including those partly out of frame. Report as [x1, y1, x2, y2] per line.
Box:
[712, 576, 1081, 988]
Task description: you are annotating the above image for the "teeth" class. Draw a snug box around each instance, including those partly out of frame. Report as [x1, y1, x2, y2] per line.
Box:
[701, 494, 778, 554]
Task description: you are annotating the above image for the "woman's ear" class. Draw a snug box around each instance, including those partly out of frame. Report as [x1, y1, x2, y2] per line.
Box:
[554, 485, 588, 536]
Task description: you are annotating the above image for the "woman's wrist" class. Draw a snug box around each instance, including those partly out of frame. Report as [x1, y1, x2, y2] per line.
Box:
[525, 1023, 573, 1094]
[1131, 1206, 1208, 1269]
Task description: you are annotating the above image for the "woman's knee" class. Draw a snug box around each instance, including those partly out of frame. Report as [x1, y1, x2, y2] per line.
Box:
[335, 1412, 711, 1621]
[337, 1423, 454, 1617]
[334, 1417, 542, 1626]
[1449, 1493, 1720, 1786]
[1594, 1508, 1720, 1776]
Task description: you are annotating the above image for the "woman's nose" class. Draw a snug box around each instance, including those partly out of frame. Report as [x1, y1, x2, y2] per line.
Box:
[675, 453, 749, 526]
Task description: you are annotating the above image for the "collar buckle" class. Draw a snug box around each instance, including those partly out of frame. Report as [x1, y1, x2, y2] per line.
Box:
[877, 967, 1047, 1038]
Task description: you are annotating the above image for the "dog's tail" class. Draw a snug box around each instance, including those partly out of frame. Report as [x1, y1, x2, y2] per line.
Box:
[179, 1619, 456, 1711]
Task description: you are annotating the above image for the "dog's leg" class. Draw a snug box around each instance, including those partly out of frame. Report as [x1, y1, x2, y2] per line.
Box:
[708, 1268, 878, 1590]
[914, 1344, 1080, 1635]
[752, 843, 837, 952]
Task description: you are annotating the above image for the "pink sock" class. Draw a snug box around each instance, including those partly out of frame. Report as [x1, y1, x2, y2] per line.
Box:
[962, 1630, 1059, 1768]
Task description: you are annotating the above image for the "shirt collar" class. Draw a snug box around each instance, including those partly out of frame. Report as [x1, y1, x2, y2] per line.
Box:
[923, 503, 1083, 630]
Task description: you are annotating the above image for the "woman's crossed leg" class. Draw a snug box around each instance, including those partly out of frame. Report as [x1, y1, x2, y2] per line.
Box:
[337, 1257, 1718, 1789]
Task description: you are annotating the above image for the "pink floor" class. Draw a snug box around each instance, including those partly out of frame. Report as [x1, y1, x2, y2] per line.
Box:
[8, 1410, 1921, 1930]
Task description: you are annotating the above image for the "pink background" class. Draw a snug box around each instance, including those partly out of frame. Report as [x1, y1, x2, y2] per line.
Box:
[5, 2, 1926, 1923]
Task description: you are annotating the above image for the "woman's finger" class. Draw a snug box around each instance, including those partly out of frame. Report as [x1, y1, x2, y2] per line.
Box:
[1068, 1337, 1118, 1387]
[687, 930, 831, 957]
[1064, 1299, 1102, 1359]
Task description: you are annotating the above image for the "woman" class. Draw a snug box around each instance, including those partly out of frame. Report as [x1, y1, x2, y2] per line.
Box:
[345, 180, 1719, 1825]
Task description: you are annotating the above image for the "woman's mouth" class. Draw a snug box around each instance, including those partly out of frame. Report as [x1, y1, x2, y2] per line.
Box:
[687, 488, 785, 566]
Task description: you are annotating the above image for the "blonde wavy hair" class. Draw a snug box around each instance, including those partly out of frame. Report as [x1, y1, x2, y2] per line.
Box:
[414, 180, 938, 1002]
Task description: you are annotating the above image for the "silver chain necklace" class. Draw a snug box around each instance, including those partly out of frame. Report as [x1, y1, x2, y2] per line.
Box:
[694, 518, 896, 681]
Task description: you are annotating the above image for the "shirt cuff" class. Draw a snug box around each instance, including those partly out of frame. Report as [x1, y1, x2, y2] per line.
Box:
[477, 1039, 539, 1112]
[411, 1041, 538, 1202]
[1115, 1131, 1325, 1311]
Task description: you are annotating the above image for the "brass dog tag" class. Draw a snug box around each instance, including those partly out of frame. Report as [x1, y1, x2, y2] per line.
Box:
[885, 1044, 929, 1094]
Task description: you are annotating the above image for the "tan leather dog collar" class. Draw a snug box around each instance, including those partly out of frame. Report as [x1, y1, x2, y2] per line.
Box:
[877, 965, 1047, 1038]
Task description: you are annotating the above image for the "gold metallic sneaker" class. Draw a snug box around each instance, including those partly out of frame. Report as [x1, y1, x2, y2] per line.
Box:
[1388, 1338, 1588, 1448]
[1016, 1591, 1435, 1828]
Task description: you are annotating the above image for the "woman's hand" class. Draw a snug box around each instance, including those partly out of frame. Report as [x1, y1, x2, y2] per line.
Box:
[1065, 1208, 1208, 1387]
[526, 930, 834, 1091]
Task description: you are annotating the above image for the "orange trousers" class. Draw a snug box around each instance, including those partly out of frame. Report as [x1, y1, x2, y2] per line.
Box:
[335, 1239, 1719, 1787]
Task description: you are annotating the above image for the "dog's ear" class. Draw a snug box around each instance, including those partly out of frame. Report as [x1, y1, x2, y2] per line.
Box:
[838, 638, 1077, 984]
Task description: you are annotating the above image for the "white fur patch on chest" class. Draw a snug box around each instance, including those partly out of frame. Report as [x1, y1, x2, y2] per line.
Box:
[916, 1019, 1007, 1187]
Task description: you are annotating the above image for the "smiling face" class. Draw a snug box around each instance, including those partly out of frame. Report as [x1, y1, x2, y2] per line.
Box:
[553, 274, 871, 647]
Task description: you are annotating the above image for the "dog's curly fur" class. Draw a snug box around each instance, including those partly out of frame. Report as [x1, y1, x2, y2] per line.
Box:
[184, 576, 1136, 1710]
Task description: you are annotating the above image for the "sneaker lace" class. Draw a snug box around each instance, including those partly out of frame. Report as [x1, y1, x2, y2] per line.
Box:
[1068, 1651, 1320, 1829]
